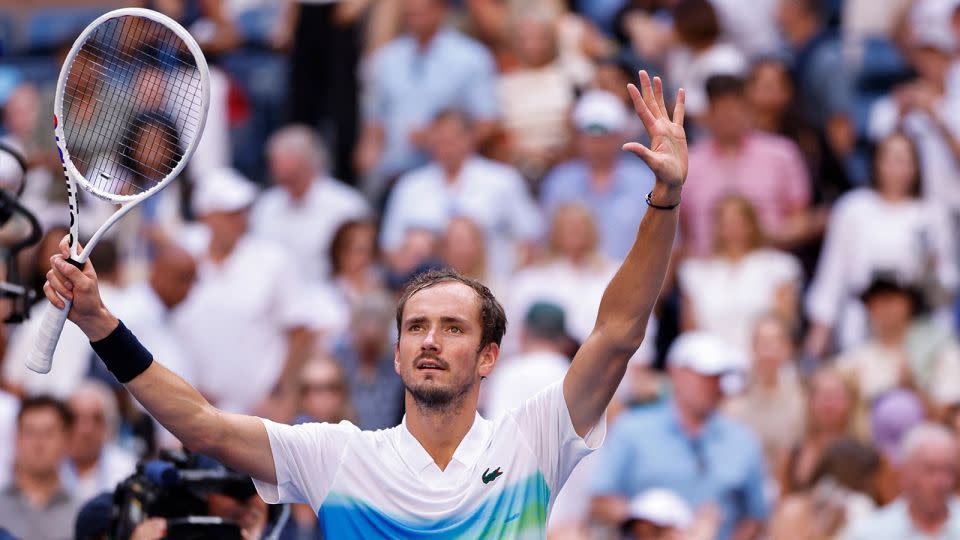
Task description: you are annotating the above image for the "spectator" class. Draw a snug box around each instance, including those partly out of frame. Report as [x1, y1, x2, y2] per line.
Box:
[505, 204, 617, 352]
[834, 274, 960, 409]
[723, 314, 807, 483]
[331, 292, 405, 430]
[868, 17, 960, 239]
[3, 226, 95, 400]
[623, 488, 697, 540]
[251, 125, 370, 282]
[680, 74, 814, 258]
[496, 9, 576, 181]
[590, 332, 768, 540]
[355, 0, 500, 196]
[776, 0, 854, 134]
[327, 218, 385, 307]
[844, 423, 960, 539]
[439, 217, 504, 294]
[0, 396, 81, 540]
[296, 357, 355, 425]
[275, 0, 372, 182]
[380, 109, 543, 279]
[63, 381, 136, 503]
[710, 0, 781, 57]
[540, 90, 655, 261]
[804, 132, 957, 358]
[771, 438, 880, 540]
[484, 302, 571, 420]
[870, 390, 927, 469]
[664, 0, 747, 121]
[678, 195, 802, 353]
[173, 168, 314, 417]
[781, 367, 860, 494]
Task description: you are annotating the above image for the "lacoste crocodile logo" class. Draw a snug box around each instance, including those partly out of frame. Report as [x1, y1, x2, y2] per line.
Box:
[482, 467, 503, 484]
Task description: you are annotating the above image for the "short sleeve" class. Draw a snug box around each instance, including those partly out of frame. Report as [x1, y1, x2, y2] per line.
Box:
[507, 382, 605, 498]
[252, 419, 355, 509]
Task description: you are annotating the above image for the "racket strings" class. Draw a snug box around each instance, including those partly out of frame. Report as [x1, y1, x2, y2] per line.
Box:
[61, 14, 204, 198]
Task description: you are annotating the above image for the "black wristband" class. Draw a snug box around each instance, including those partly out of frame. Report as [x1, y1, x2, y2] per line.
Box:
[90, 321, 153, 383]
[646, 191, 681, 210]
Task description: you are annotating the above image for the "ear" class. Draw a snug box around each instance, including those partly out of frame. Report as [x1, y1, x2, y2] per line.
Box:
[477, 342, 499, 378]
[393, 341, 401, 375]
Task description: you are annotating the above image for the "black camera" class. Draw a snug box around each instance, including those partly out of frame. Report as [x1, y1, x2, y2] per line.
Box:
[111, 449, 259, 540]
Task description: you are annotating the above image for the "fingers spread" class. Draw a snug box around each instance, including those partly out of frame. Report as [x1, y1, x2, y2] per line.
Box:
[623, 142, 654, 161]
[652, 76, 670, 118]
[627, 83, 655, 127]
[673, 88, 686, 125]
[638, 70, 662, 120]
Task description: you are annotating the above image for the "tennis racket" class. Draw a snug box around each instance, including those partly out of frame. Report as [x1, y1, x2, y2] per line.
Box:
[27, 8, 210, 374]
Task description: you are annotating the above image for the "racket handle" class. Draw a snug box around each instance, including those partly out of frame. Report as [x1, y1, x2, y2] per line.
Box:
[25, 298, 72, 374]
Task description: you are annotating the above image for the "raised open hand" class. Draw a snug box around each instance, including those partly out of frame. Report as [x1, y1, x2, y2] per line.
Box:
[623, 71, 688, 188]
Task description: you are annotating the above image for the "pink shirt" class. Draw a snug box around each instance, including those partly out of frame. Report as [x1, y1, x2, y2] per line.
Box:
[680, 132, 811, 256]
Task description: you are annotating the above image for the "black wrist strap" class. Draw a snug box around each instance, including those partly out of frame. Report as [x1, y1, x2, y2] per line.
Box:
[90, 321, 154, 383]
[646, 191, 681, 210]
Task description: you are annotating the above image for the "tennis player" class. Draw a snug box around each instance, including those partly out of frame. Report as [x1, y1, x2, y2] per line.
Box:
[43, 71, 687, 538]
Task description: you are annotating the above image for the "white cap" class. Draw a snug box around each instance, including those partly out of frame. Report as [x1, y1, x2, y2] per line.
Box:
[572, 90, 628, 135]
[666, 332, 745, 376]
[909, 0, 958, 52]
[627, 489, 694, 528]
[192, 167, 258, 215]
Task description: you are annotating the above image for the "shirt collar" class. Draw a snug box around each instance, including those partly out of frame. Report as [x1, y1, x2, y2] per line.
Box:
[398, 412, 492, 473]
[666, 400, 719, 440]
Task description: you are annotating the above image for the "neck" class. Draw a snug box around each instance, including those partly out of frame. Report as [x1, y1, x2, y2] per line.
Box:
[15, 469, 61, 507]
[752, 111, 780, 132]
[415, 28, 439, 49]
[441, 160, 465, 183]
[588, 161, 615, 181]
[288, 179, 313, 203]
[208, 237, 239, 263]
[909, 500, 949, 534]
[72, 454, 99, 475]
[875, 328, 908, 347]
[675, 403, 709, 436]
[714, 135, 744, 153]
[755, 369, 780, 390]
[404, 392, 476, 470]
[789, 18, 818, 47]
[721, 245, 749, 261]
[879, 190, 910, 204]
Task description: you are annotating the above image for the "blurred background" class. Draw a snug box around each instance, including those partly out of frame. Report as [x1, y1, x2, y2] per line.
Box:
[1, 0, 960, 539]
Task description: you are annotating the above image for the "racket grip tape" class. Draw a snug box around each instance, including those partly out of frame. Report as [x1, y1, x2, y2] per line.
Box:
[26, 299, 72, 374]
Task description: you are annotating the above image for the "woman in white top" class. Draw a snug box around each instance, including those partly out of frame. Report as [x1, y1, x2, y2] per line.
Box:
[503, 203, 617, 354]
[804, 132, 958, 358]
[679, 195, 802, 354]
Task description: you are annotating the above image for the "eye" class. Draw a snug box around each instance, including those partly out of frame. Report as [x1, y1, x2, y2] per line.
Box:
[448, 326, 463, 334]
[408, 324, 423, 332]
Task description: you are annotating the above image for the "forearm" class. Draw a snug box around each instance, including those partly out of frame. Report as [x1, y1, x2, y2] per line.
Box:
[594, 181, 680, 349]
[126, 361, 224, 456]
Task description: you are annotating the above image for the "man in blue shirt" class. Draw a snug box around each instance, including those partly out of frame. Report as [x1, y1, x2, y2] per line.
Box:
[355, 0, 499, 198]
[589, 332, 768, 540]
[540, 90, 655, 261]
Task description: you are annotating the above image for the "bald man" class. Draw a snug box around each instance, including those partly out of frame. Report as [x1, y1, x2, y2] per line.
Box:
[844, 423, 960, 539]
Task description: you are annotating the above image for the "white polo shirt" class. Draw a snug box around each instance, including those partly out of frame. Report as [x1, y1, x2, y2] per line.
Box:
[253, 381, 604, 538]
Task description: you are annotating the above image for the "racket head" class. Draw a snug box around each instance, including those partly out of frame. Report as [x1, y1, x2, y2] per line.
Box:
[53, 8, 210, 205]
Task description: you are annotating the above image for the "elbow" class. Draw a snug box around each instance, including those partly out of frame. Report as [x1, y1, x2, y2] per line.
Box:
[185, 405, 225, 457]
[595, 319, 648, 357]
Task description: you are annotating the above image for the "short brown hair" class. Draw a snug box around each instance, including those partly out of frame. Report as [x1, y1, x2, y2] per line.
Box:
[396, 268, 507, 351]
[18, 395, 74, 431]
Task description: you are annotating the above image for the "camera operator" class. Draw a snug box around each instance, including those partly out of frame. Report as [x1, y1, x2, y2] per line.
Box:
[75, 451, 289, 540]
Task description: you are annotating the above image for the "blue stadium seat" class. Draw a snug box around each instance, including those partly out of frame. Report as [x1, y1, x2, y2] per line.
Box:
[234, 5, 282, 49]
[26, 7, 104, 54]
[4, 56, 59, 86]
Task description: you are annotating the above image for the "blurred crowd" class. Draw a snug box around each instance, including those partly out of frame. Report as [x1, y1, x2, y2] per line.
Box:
[1, 0, 960, 539]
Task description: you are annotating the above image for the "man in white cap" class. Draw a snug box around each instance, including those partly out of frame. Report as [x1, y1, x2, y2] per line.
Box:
[624, 488, 695, 540]
[540, 89, 656, 261]
[172, 168, 314, 417]
[590, 331, 768, 540]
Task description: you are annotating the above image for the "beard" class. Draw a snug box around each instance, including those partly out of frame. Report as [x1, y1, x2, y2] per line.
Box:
[403, 353, 476, 412]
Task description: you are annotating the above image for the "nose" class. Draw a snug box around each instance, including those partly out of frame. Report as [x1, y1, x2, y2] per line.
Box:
[421, 325, 440, 353]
